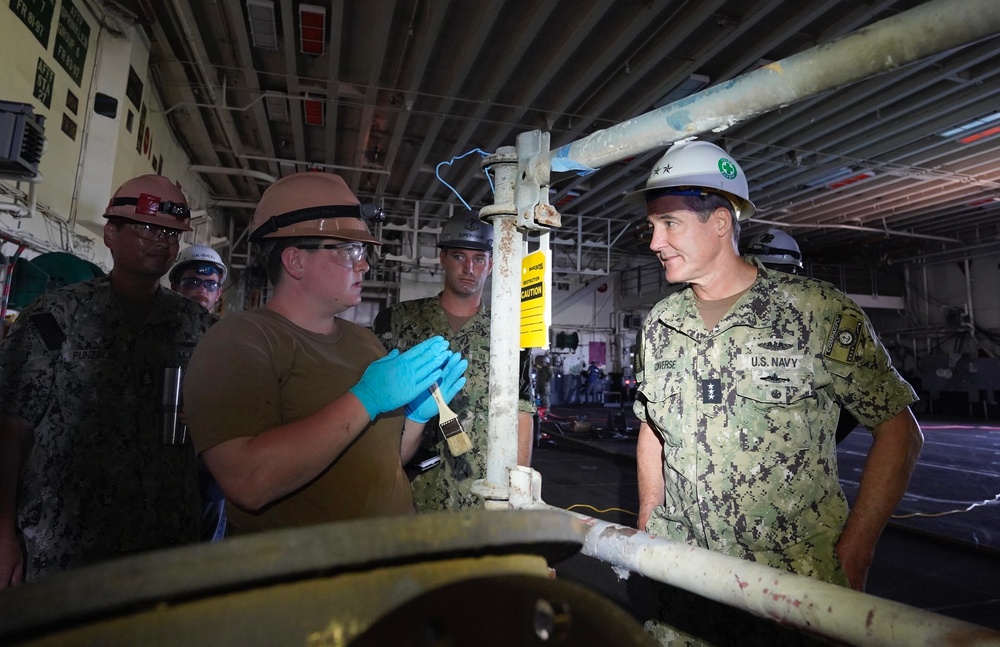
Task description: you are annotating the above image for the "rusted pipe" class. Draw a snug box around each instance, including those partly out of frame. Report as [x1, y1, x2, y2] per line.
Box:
[513, 495, 1000, 646]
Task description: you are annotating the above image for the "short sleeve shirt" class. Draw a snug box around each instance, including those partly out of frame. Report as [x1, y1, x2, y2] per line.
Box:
[184, 308, 413, 532]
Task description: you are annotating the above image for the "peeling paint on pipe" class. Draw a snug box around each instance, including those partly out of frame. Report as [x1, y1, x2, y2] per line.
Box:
[544, 0, 1000, 174]
[520, 502, 1000, 647]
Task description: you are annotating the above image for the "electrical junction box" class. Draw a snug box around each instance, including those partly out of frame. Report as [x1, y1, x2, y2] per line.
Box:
[0, 101, 46, 179]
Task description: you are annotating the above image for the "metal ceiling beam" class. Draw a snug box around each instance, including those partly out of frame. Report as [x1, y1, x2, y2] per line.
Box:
[446, 2, 615, 205]
[221, 0, 280, 182]
[541, 0, 1000, 175]
[394, 1, 506, 203]
[146, 11, 238, 198]
[348, 1, 400, 191]
[410, 0, 560, 209]
[278, 0, 306, 163]
[374, 0, 451, 197]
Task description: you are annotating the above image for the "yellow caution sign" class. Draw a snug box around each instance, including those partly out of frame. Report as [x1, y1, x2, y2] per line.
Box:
[520, 250, 550, 348]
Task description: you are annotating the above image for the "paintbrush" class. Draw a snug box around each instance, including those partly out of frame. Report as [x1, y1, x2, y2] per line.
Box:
[429, 382, 472, 456]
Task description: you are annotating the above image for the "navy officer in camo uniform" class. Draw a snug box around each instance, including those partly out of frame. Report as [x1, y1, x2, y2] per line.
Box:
[628, 141, 923, 596]
[0, 175, 215, 586]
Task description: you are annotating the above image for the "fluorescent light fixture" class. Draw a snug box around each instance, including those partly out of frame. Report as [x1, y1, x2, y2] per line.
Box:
[939, 112, 1000, 138]
[549, 188, 580, 208]
[826, 170, 874, 189]
[653, 74, 710, 109]
[246, 0, 277, 50]
[299, 4, 326, 55]
[264, 94, 288, 122]
[804, 167, 853, 188]
[966, 196, 1000, 207]
[958, 125, 1000, 145]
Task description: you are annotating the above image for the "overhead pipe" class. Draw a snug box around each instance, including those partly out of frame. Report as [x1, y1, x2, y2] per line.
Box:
[538, 0, 1000, 176]
[747, 217, 962, 243]
[189, 165, 277, 184]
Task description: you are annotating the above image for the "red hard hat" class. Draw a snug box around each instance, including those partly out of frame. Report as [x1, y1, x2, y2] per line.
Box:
[103, 174, 192, 231]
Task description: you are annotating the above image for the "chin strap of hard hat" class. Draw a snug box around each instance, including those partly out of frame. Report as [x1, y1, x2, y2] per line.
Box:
[249, 203, 385, 242]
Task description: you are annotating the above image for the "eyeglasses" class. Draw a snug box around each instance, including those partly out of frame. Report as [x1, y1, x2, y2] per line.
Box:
[178, 277, 220, 292]
[296, 242, 371, 268]
[127, 223, 182, 241]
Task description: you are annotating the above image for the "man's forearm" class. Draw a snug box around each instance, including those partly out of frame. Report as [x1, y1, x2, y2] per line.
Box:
[836, 407, 923, 590]
[202, 393, 376, 512]
[636, 421, 665, 530]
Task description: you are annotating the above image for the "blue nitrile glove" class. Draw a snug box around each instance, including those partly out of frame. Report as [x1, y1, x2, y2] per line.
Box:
[349, 336, 451, 419]
[405, 351, 469, 423]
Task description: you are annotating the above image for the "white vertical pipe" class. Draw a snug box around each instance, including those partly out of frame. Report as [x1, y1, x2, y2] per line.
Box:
[480, 147, 521, 507]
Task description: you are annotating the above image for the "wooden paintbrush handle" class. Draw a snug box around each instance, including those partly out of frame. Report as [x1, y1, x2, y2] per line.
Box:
[429, 383, 455, 416]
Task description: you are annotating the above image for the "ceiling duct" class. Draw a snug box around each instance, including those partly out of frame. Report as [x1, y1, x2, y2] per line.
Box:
[246, 0, 277, 49]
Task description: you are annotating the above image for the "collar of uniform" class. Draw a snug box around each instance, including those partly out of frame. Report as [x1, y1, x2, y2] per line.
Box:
[655, 257, 773, 337]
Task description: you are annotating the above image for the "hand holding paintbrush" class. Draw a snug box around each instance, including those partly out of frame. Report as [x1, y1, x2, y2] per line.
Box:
[404, 351, 470, 455]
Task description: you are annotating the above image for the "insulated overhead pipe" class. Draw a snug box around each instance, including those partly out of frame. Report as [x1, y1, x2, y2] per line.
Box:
[540, 0, 1000, 176]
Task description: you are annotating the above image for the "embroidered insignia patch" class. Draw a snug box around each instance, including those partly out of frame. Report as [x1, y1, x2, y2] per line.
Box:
[824, 313, 863, 364]
[702, 378, 722, 403]
[758, 340, 793, 351]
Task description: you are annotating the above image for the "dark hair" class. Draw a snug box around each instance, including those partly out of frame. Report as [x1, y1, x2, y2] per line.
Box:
[258, 236, 323, 285]
[676, 193, 741, 243]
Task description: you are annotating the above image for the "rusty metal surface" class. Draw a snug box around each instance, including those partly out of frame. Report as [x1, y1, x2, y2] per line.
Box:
[0, 509, 586, 642]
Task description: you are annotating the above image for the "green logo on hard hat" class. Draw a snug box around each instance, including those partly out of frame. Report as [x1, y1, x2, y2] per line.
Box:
[718, 158, 738, 180]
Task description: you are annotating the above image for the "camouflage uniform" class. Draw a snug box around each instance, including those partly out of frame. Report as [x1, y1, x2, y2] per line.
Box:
[634, 261, 916, 584]
[0, 277, 214, 579]
[376, 295, 532, 512]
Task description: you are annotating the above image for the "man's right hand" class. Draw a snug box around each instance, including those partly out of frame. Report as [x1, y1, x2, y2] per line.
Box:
[349, 336, 452, 419]
[0, 530, 25, 589]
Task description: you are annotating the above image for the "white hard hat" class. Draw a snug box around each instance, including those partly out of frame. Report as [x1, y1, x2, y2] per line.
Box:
[747, 228, 803, 269]
[169, 244, 228, 283]
[624, 140, 756, 220]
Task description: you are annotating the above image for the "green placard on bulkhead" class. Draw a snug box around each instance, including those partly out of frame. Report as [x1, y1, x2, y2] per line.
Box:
[33, 58, 55, 109]
[9, 0, 56, 48]
[53, 0, 91, 87]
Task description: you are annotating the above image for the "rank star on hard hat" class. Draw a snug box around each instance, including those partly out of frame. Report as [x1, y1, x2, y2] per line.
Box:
[624, 140, 756, 220]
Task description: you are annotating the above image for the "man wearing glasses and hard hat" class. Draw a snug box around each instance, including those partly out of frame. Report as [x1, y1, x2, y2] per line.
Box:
[183, 172, 467, 534]
[0, 174, 216, 586]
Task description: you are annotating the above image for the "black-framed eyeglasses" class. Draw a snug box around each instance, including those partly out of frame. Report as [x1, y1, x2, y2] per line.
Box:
[178, 277, 220, 292]
[127, 223, 182, 241]
[296, 241, 371, 268]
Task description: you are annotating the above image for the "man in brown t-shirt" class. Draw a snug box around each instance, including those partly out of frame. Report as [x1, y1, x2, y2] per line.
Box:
[183, 172, 467, 532]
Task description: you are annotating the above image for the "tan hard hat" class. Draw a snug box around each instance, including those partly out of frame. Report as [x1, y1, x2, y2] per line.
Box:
[103, 174, 192, 231]
[249, 172, 383, 245]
